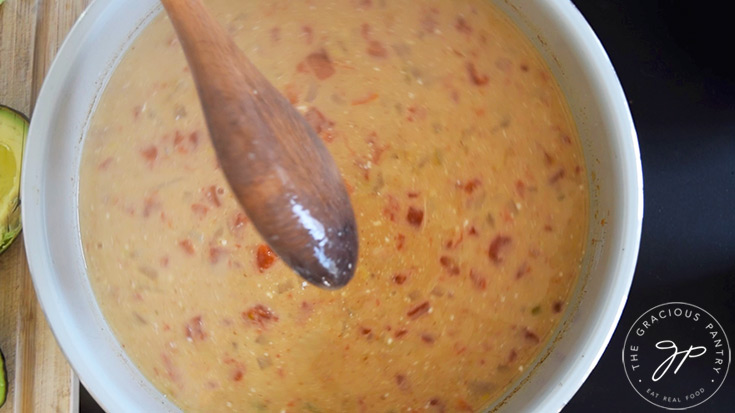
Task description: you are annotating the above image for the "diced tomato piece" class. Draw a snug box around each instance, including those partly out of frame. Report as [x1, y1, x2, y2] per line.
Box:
[406, 207, 424, 227]
[257, 244, 277, 271]
[184, 315, 206, 341]
[305, 50, 335, 80]
[407, 301, 430, 319]
[140, 145, 158, 162]
[467, 62, 489, 85]
[179, 239, 195, 255]
[488, 235, 512, 264]
[243, 304, 279, 328]
[366, 41, 388, 58]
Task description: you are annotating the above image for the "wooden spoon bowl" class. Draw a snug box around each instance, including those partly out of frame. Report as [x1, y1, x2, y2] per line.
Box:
[160, 0, 358, 288]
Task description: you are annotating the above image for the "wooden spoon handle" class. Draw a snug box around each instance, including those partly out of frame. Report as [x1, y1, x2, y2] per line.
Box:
[160, 0, 358, 288]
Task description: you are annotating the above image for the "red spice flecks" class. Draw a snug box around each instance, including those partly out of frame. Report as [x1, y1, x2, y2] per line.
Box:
[257, 244, 277, 271]
[428, 398, 446, 412]
[173, 130, 186, 152]
[455, 17, 472, 34]
[395, 233, 406, 250]
[395, 329, 408, 339]
[299, 301, 314, 320]
[304, 107, 335, 142]
[142, 196, 159, 218]
[243, 304, 279, 328]
[359, 327, 373, 340]
[407, 191, 420, 198]
[351, 92, 379, 105]
[439, 256, 461, 276]
[456, 398, 474, 412]
[552, 301, 564, 313]
[406, 207, 424, 227]
[520, 63, 530, 72]
[301, 25, 314, 44]
[209, 246, 227, 265]
[488, 235, 512, 264]
[469, 269, 487, 290]
[543, 150, 555, 165]
[296, 61, 309, 74]
[343, 180, 354, 195]
[515, 180, 526, 198]
[395, 374, 410, 392]
[305, 49, 335, 80]
[270, 27, 281, 42]
[179, 239, 195, 255]
[421, 333, 436, 344]
[230, 212, 249, 234]
[549, 168, 566, 184]
[173, 130, 198, 154]
[382, 195, 400, 222]
[366, 40, 388, 58]
[450, 89, 460, 103]
[393, 273, 407, 285]
[98, 157, 113, 170]
[185, 315, 206, 341]
[444, 232, 464, 249]
[223, 358, 246, 382]
[407, 301, 431, 319]
[367, 134, 389, 164]
[507, 348, 518, 363]
[161, 353, 182, 387]
[406, 105, 428, 122]
[204, 185, 221, 207]
[283, 83, 300, 104]
[466, 62, 489, 86]
[524, 328, 540, 344]
[133, 105, 142, 120]
[515, 261, 531, 279]
[191, 203, 209, 218]
[458, 178, 481, 194]
[140, 145, 158, 163]
[468, 226, 478, 236]
[232, 368, 244, 382]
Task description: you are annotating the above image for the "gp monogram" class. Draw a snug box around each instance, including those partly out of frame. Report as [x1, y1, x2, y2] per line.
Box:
[622, 302, 730, 410]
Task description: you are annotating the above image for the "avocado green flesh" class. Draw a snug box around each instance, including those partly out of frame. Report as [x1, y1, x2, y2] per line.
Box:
[0, 105, 28, 255]
[1, 346, 6, 407]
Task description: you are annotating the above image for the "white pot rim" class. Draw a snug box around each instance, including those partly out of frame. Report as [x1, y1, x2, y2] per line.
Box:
[21, 0, 643, 411]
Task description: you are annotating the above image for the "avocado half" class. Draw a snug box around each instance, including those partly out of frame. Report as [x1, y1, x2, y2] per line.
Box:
[0, 104, 28, 255]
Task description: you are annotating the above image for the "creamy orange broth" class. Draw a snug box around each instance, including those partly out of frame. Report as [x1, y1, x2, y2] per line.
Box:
[79, 0, 588, 411]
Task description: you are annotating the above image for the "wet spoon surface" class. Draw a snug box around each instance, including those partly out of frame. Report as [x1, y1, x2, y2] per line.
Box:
[160, 0, 358, 288]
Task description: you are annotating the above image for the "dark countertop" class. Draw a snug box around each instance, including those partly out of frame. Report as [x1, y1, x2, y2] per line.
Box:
[566, 0, 734, 412]
[81, 1, 735, 411]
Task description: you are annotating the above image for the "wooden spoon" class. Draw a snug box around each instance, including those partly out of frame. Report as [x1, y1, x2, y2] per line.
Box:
[160, 0, 358, 288]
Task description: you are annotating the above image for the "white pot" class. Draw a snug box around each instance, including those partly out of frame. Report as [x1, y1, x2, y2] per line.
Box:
[21, 0, 643, 411]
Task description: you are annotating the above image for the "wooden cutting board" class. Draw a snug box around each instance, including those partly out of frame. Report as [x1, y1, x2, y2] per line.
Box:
[0, 1, 91, 411]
